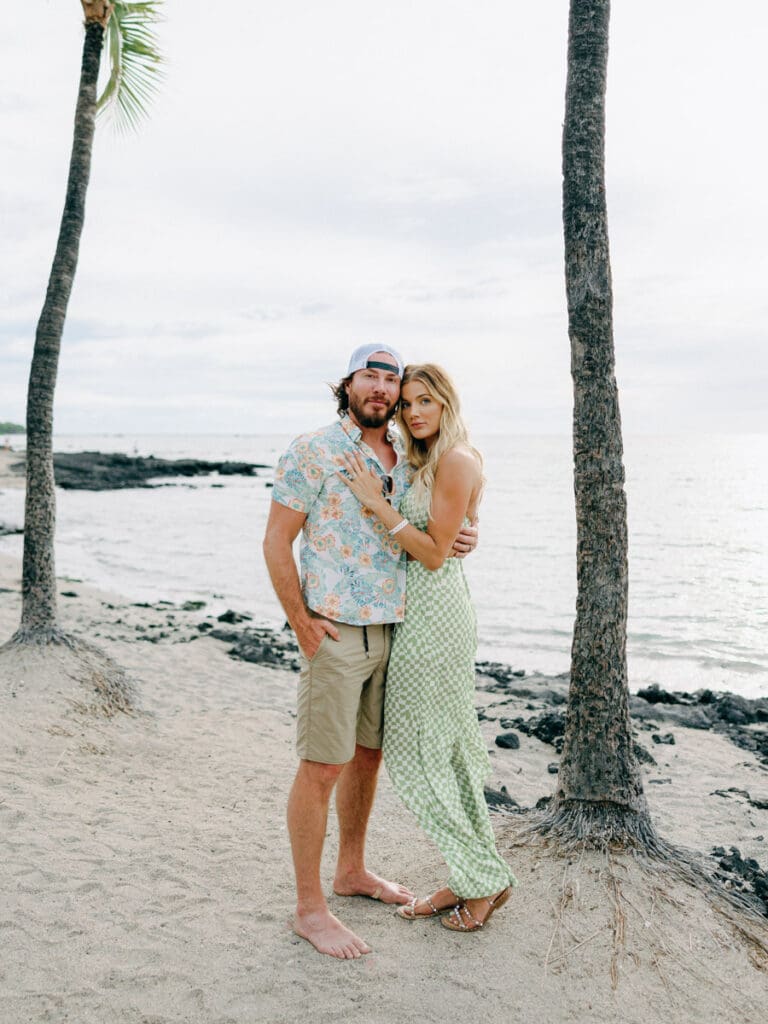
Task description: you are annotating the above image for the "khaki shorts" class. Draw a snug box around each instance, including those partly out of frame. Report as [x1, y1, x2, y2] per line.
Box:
[297, 621, 392, 764]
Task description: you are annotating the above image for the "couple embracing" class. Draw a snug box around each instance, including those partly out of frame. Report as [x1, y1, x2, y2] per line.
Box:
[263, 344, 516, 960]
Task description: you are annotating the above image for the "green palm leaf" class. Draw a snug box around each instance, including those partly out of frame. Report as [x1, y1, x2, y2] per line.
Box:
[98, 1, 164, 133]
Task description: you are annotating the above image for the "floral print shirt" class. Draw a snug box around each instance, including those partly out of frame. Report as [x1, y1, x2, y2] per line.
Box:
[272, 415, 411, 625]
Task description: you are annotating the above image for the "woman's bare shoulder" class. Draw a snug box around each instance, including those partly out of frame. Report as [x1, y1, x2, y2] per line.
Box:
[436, 445, 482, 480]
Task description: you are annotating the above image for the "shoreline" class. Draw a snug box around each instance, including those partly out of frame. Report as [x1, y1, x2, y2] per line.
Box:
[3, 444, 766, 700]
[1, 550, 767, 1021]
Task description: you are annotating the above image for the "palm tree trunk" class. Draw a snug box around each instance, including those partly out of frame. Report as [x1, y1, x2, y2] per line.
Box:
[15, 20, 104, 643]
[540, 0, 658, 847]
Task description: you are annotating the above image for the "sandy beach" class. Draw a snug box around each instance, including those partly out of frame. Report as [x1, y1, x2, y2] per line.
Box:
[2, 443, 768, 1022]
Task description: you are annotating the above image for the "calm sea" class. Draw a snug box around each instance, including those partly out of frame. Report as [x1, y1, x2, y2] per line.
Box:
[1, 433, 766, 698]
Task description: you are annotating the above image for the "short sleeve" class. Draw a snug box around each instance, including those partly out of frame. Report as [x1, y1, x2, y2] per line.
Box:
[271, 438, 326, 514]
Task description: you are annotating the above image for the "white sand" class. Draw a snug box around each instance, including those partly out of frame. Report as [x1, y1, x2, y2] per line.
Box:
[1, 537, 768, 1021]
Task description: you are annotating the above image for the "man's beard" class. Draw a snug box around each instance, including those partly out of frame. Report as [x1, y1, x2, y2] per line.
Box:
[348, 392, 397, 429]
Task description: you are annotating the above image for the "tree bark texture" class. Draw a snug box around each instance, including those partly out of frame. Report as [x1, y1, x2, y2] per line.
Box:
[18, 21, 104, 642]
[552, 0, 649, 823]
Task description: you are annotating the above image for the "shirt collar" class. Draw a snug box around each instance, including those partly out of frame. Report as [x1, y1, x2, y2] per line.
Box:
[340, 413, 404, 454]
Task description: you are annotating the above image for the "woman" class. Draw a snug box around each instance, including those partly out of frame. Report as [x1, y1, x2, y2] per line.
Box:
[340, 364, 516, 932]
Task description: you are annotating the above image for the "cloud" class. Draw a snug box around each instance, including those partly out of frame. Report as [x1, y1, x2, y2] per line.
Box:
[0, 1, 766, 435]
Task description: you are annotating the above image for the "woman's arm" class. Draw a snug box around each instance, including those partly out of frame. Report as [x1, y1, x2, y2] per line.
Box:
[339, 449, 479, 571]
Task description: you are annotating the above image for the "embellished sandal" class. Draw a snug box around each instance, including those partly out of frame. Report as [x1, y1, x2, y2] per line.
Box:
[440, 887, 512, 932]
[396, 888, 459, 921]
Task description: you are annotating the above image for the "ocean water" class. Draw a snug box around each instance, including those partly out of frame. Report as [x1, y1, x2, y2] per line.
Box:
[1, 433, 766, 698]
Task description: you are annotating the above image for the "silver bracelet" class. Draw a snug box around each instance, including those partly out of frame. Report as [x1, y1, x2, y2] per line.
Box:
[389, 517, 409, 537]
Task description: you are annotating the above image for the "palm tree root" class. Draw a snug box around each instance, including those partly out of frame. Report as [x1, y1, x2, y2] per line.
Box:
[7, 624, 81, 648]
[535, 799, 667, 854]
[516, 801, 768, 939]
[1, 629, 138, 716]
[498, 822, 768, 1000]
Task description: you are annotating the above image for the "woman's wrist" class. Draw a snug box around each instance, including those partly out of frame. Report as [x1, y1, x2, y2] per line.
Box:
[368, 495, 393, 519]
[389, 517, 408, 537]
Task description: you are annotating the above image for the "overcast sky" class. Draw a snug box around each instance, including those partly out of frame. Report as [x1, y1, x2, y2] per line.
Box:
[1, 1, 766, 436]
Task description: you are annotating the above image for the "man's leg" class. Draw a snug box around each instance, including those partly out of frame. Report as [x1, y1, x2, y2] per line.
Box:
[332, 744, 413, 904]
[288, 758, 372, 959]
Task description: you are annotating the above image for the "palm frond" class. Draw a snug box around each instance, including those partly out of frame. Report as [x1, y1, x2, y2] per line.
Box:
[98, 1, 165, 133]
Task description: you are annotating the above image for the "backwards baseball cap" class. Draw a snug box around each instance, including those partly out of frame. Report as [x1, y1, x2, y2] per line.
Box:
[346, 343, 404, 379]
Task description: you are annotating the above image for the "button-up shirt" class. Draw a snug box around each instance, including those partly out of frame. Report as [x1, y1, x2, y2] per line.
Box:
[272, 415, 411, 625]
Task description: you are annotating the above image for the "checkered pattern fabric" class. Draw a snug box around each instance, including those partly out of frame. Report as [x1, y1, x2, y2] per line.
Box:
[383, 489, 517, 899]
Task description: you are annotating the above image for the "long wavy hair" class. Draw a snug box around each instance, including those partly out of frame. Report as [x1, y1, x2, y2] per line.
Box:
[330, 375, 353, 416]
[396, 363, 482, 512]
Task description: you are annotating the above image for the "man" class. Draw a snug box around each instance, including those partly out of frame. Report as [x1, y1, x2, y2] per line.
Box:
[263, 344, 475, 960]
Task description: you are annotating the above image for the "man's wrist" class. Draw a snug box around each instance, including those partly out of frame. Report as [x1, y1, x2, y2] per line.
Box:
[288, 606, 313, 636]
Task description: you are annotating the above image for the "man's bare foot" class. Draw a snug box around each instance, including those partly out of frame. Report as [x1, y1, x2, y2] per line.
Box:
[293, 907, 371, 959]
[333, 869, 414, 905]
[396, 885, 459, 920]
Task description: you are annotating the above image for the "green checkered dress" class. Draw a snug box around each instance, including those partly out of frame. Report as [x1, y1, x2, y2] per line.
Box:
[383, 488, 517, 899]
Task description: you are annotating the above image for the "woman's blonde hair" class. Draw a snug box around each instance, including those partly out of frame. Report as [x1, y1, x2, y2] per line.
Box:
[396, 363, 482, 511]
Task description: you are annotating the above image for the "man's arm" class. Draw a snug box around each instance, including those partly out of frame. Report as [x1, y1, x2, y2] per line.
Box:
[262, 501, 339, 658]
[452, 520, 478, 559]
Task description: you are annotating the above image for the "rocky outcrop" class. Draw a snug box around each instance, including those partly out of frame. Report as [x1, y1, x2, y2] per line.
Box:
[11, 451, 271, 491]
[631, 684, 768, 766]
[205, 624, 300, 672]
[711, 845, 768, 917]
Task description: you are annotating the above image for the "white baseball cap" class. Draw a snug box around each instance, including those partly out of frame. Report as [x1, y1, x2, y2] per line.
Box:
[346, 343, 405, 378]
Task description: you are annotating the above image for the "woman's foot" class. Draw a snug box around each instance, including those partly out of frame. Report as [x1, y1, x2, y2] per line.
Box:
[396, 885, 459, 921]
[440, 886, 512, 932]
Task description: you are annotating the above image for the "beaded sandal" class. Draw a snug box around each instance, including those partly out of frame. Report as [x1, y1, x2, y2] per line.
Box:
[396, 890, 458, 921]
[440, 887, 512, 932]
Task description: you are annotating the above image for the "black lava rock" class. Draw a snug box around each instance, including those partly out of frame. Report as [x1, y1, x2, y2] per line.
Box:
[532, 711, 566, 745]
[476, 661, 526, 681]
[713, 694, 758, 726]
[636, 684, 679, 705]
[15, 451, 272, 491]
[711, 846, 768, 916]
[633, 741, 657, 765]
[495, 732, 520, 750]
[475, 662, 527, 690]
[217, 609, 253, 624]
[207, 628, 242, 643]
[509, 711, 566, 749]
[484, 786, 521, 813]
[695, 689, 717, 705]
[630, 698, 713, 730]
[209, 625, 302, 672]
